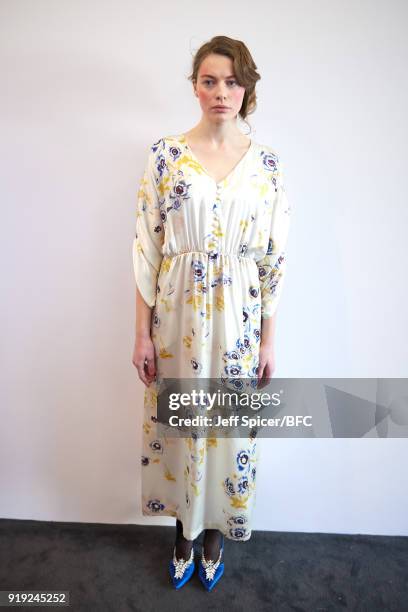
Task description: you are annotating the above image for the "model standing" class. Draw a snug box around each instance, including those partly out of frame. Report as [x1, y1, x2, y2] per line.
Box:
[132, 35, 291, 590]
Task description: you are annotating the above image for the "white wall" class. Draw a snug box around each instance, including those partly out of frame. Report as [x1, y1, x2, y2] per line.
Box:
[1, 0, 407, 535]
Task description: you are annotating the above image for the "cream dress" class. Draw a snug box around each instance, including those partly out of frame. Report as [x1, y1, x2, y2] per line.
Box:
[132, 133, 291, 541]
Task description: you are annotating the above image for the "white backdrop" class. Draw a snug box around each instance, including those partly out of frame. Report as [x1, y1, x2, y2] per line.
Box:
[1, 0, 407, 535]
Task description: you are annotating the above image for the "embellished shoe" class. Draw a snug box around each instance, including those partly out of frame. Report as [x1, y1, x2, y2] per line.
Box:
[169, 545, 195, 589]
[198, 534, 224, 591]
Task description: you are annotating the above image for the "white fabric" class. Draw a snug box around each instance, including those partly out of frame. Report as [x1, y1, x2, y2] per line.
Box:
[132, 133, 291, 541]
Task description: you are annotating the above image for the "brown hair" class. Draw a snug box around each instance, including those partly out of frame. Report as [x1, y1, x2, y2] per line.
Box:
[187, 35, 261, 134]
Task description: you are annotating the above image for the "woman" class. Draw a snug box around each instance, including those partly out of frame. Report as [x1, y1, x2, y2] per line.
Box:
[132, 35, 291, 591]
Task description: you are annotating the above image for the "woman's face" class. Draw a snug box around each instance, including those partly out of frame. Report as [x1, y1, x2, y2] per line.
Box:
[193, 53, 246, 122]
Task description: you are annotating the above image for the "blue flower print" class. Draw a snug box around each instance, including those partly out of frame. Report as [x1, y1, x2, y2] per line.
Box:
[258, 263, 272, 284]
[248, 365, 259, 379]
[146, 498, 165, 513]
[210, 274, 232, 288]
[225, 349, 240, 360]
[260, 255, 285, 295]
[227, 516, 250, 538]
[262, 150, 278, 173]
[239, 243, 248, 256]
[191, 260, 206, 282]
[237, 449, 250, 471]
[237, 475, 249, 494]
[243, 308, 249, 326]
[228, 378, 245, 391]
[224, 363, 242, 377]
[229, 527, 248, 539]
[223, 330, 260, 378]
[227, 514, 248, 526]
[224, 477, 235, 497]
[238, 333, 251, 355]
[151, 137, 164, 155]
[168, 173, 191, 213]
[156, 153, 167, 178]
[149, 440, 163, 454]
[191, 357, 203, 374]
[168, 144, 182, 162]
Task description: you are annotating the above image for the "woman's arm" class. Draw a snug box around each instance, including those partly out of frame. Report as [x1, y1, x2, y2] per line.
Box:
[258, 312, 277, 385]
[135, 285, 152, 340]
[132, 140, 165, 387]
[132, 286, 157, 387]
[256, 154, 291, 383]
[260, 313, 276, 348]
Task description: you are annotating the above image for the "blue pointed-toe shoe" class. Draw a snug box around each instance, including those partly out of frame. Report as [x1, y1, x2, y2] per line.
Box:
[198, 534, 225, 591]
[169, 545, 195, 589]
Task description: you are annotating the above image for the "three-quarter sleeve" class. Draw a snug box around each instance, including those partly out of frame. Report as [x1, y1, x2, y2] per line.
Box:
[132, 141, 165, 308]
[256, 158, 292, 319]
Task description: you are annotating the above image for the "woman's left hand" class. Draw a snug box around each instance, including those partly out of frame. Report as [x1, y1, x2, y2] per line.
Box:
[257, 343, 276, 388]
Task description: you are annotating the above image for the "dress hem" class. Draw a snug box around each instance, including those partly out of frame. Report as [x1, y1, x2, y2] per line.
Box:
[141, 509, 252, 542]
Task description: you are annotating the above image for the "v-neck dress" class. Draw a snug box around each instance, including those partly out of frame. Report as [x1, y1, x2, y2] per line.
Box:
[132, 133, 291, 541]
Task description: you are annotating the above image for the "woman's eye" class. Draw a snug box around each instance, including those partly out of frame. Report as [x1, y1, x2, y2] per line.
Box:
[202, 79, 237, 86]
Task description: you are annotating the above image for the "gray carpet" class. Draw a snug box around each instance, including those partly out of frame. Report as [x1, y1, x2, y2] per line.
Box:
[0, 518, 407, 611]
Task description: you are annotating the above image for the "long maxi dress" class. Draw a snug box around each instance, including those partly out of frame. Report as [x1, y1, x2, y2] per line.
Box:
[132, 133, 291, 542]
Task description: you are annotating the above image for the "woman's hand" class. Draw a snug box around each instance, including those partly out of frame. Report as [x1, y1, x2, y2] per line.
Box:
[257, 342, 276, 389]
[133, 335, 157, 387]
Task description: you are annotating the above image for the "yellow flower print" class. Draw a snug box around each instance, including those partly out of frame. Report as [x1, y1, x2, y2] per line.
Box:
[179, 155, 205, 176]
[183, 335, 193, 348]
[191, 482, 201, 497]
[143, 421, 152, 435]
[186, 294, 203, 311]
[215, 296, 224, 312]
[230, 496, 248, 510]
[156, 174, 171, 198]
[242, 353, 253, 368]
[161, 257, 172, 273]
[199, 445, 206, 463]
[164, 466, 177, 482]
[258, 181, 269, 198]
[157, 296, 174, 312]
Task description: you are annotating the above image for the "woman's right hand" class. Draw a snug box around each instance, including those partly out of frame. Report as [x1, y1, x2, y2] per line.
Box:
[132, 335, 157, 387]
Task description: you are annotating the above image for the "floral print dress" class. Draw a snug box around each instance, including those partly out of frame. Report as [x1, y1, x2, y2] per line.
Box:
[132, 133, 291, 541]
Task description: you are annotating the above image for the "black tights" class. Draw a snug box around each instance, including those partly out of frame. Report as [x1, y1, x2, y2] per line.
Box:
[175, 519, 222, 561]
